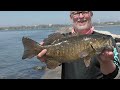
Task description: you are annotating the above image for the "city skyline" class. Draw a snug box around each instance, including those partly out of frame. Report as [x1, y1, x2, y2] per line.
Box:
[0, 11, 120, 27]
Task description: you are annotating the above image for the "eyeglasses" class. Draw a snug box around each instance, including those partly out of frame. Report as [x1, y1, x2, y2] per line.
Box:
[71, 11, 90, 17]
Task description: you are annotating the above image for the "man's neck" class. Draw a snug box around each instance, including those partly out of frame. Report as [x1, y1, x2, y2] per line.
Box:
[72, 27, 94, 35]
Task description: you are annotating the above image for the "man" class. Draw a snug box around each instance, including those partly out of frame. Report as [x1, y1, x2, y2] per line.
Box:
[37, 11, 120, 79]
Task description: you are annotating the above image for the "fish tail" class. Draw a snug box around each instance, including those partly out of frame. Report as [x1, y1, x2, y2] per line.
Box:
[22, 37, 43, 60]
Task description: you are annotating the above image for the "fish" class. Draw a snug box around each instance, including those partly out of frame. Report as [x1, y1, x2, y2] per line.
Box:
[22, 34, 114, 69]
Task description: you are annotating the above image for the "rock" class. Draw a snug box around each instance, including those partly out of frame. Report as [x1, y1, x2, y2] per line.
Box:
[41, 66, 61, 79]
[33, 66, 46, 71]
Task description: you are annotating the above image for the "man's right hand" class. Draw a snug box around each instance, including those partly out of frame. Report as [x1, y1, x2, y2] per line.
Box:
[37, 42, 47, 62]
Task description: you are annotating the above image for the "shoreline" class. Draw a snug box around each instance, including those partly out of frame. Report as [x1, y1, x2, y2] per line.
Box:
[1, 24, 120, 31]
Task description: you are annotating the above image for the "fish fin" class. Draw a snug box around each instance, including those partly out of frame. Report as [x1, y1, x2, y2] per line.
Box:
[79, 44, 96, 58]
[80, 44, 97, 67]
[79, 51, 89, 58]
[22, 37, 42, 60]
[83, 57, 91, 67]
[46, 59, 61, 69]
[82, 45, 96, 67]
[43, 33, 64, 45]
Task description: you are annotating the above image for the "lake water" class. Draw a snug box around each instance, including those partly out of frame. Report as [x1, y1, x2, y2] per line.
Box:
[95, 25, 120, 35]
[0, 26, 120, 79]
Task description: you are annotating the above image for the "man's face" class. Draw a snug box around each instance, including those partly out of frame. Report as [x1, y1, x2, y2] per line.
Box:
[70, 11, 92, 31]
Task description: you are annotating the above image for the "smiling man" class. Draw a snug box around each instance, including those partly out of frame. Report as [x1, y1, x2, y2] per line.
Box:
[37, 11, 120, 79]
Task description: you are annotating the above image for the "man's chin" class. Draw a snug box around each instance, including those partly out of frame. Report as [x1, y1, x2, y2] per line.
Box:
[75, 26, 88, 30]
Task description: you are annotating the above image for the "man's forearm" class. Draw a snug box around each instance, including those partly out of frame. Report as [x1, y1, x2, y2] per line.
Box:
[99, 60, 116, 75]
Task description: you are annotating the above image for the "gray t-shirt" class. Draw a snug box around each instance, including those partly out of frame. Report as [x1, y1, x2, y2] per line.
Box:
[61, 56, 102, 79]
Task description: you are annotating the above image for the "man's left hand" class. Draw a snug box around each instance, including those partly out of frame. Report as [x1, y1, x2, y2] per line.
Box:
[98, 49, 114, 63]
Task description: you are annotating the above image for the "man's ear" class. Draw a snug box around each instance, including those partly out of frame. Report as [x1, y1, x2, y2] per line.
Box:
[90, 11, 93, 16]
[70, 14, 72, 19]
[70, 16, 73, 22]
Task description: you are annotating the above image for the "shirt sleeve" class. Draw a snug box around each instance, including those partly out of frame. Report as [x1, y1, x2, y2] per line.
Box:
[101, 36, 120, 79]
[113, 48, 120, 67]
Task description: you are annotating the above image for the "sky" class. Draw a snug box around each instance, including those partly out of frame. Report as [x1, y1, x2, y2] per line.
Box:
[0, 11, 120, 27]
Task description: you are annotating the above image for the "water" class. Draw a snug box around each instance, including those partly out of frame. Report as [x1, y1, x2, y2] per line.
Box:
[95, 25, 120, 35]
[0, 26, 120, 79]
[0, 29, 55, 79]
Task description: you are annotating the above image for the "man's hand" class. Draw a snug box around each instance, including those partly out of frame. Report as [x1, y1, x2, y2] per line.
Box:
[99, 49, 114, 63]
[97, 49, 116, 75]
[37, 42, 47, 62]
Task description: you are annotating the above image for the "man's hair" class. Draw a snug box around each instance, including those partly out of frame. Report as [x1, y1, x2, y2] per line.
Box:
[70, 11, 93, 17]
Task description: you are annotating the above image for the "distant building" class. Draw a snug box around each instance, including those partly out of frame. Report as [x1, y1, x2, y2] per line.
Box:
[49, 24, 52, 27]
[107, 22, 114, 25]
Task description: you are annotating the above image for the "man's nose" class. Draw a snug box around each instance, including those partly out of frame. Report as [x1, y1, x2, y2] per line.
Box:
[79, 13, 84, 18]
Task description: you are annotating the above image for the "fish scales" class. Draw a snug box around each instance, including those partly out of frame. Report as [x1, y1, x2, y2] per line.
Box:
[45, 36, 93, 62]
